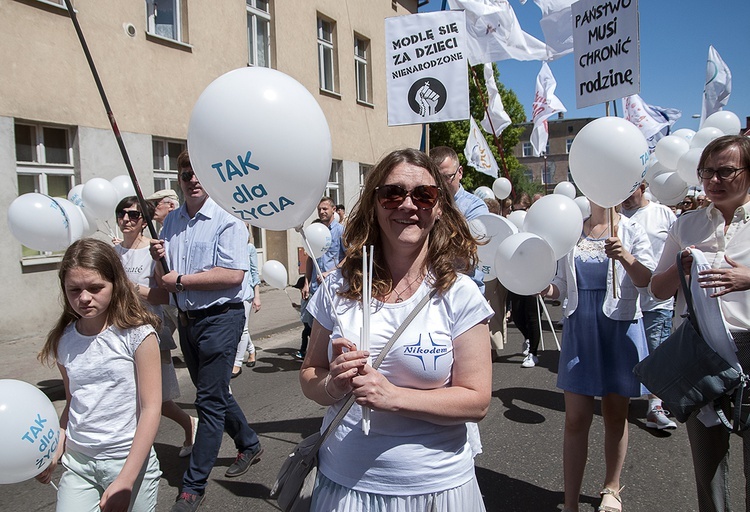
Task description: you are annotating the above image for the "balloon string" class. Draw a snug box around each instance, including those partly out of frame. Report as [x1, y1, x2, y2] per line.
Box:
[608, 207, 618, 299]
[50, 482, 58, 491]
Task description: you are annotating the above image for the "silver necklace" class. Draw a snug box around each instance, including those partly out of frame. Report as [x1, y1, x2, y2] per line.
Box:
[391, 274, 424, 303]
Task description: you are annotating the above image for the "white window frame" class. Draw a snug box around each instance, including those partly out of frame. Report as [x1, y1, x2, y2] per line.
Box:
[359, 163, 371, 192]
[247, 0, 271, 67]
[146, 0, 185, 43]
[325, 160, 342, 205]
[566, 138, 574, 154]
[152, 137, 185, 201]
[522, 142, 533, 157]
[354, 35, 372, 105]
[317, 16, 338, 93]
[15, 121, 76, 260]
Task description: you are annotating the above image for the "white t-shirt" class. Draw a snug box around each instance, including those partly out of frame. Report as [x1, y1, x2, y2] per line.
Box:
[58, 323, 156, 459]
[621, 201, 676, 311]
[307, 271, 493, 494]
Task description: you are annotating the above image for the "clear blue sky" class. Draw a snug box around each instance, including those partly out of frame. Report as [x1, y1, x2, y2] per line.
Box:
[419, 0, 750, 131]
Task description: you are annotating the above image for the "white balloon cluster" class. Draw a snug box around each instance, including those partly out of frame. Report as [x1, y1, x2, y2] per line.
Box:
[647, 111, 741, 205]
[7, 175, 136, 252]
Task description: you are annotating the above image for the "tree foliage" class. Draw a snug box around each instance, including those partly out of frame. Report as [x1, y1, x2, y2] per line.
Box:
[428, 64, 542, 198]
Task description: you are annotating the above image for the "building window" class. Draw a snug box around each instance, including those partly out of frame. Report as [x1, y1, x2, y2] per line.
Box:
[542, 160, 555, 185]
[566, 138, 574, 154]
[567, 169, 574, 183]
[522, 167, 534, 182]
[146, 0, 186, 42]
[15, 121, 75, 257]
[247, 0, 271, 67]
[317, 16, 338, 93]
[325, 160, 342, 205]
[354, 35, 372, 104]
[359, 163, 371, 191]
[522, 142, 533, 157]
[152, 137, 185, 200]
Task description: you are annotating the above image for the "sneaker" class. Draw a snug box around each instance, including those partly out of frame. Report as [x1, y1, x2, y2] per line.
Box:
[225, 445, 263, 478]
[171, 492, 204, 512]
[179, 416, 199, 458]
[293, 351, 305, 360]
[521, 353, 538, 368]
[522, 339, 530, 356]
[646, 406, 677, 430]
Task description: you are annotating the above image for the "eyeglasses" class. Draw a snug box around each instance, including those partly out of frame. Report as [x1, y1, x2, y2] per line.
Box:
[441, 165, 460, 184]
[697, 166, 748, 181]
[180, 168, 195, 182]
[375, 184, 440, 210]
[116, 209, 142, 220]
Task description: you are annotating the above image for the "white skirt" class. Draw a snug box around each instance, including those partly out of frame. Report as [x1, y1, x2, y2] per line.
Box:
[311, 472, 486, 512]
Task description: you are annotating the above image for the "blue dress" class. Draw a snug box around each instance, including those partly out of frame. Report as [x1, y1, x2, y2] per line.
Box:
[557, 237, 648, 397]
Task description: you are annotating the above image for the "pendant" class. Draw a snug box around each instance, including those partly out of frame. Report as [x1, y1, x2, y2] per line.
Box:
[395, 297, 403, 303]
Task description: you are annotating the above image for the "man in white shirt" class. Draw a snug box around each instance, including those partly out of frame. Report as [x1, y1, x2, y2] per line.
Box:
[622, 181, 678, 430]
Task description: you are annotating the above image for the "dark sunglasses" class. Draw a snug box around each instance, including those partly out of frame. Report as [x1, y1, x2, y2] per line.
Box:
[375, 184, 440, 210]
[116, 209, 142, 220]
[697, 166, 747, 181]
[180, 169, 195, 182]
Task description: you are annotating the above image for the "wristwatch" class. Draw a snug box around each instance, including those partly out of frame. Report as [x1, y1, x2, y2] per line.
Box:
[175, 274, 185, 292]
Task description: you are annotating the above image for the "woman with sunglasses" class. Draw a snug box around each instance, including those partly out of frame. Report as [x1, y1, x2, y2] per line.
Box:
[300, 149, 493, 511]
[651, 135, 750, 512]
[114, 196, 198, 459]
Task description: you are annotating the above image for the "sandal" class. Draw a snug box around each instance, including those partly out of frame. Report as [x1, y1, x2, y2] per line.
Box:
[598, 487, 623, 512]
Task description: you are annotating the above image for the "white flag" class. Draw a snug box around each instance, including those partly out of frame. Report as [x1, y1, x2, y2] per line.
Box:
[480, 63, 512, 136]
[524, 0, 575, 60]
[448, 0, 548, 65]
[465, 117, 499, 177]
[622, 94, 682, 150]
[700, 45, 732, 126]
[530, 62, 566, 157]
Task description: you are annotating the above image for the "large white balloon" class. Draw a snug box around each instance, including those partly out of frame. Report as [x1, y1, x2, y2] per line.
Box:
[188, 67, 332, 231]
[468, 213, 518, 280]
[473, 186, 494, 200]
[302, 223, 332, 259]
[8, 193, 71, 251]
[507, 210, 526, 231]
[649, 172, 689, 205]
[82, 178, 119, 220]
[654, 135, 690, 170]
[689, 127, 724, 149]
[703, 111, 741, 135]
[523, 194, 583, 259]
[495, 233, 557, 296]
[645, 159, 670, 184]
[0, 379, 60, 484]
[574, 196, 591, 219]
[261, 260, 288, 289]
[110, 175, 136, 201]
[672, 128, 696, 142]
[492, 178, 512, 200]
[568, 117, 649, 208]
[553, 181, 576, 199]
[675, 147, 704, 186]
[52, 198, 86, 244]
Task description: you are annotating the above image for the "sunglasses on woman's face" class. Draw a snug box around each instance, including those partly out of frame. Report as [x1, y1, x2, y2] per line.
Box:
[116, 209, 142, 220]
[375, 184, 440, 210]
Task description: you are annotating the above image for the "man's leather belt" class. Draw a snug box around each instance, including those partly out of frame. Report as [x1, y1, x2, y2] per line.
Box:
[180, 302, 243, 321]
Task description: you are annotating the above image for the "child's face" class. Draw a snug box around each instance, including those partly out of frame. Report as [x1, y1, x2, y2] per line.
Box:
[65, 267, 113, 324]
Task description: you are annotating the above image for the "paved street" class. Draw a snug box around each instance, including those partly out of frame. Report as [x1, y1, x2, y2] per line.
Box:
[1, 287, 745, 511]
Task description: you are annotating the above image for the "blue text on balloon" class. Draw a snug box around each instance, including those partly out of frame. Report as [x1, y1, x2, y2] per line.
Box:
[212, 151, 260, 182]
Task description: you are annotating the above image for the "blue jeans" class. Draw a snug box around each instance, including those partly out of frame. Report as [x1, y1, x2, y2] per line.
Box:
[178, 306, 260, 495]
[642, 309, 673, 354]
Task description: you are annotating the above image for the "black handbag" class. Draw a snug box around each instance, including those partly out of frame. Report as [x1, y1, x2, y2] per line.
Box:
[633, 253, 744, 424]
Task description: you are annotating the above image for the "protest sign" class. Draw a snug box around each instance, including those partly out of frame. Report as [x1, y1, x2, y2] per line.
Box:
[386, 11, 469, 126]
[572, 0, 640, 109]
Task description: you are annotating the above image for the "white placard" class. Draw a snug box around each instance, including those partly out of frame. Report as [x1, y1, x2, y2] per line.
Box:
[572, 0, 640, 109]
[386, 11, 469, 126]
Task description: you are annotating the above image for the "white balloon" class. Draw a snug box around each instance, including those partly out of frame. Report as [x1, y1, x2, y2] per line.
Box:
[7, 193, 71, 251]
[649, 172, 689, 205]
[80, 205, 99, 236]
[553, 181, 576, 199]
[643, 189, 654, 202]
[0, 379, 60, 484]
[654, 135, 690, 170]
[82, 178, 119, 220]
[689, 127, 724, 149]
[261, 260, 288, 289]
[110, 175, 136, 201]
[67, 184, 85, 206]
[495, 233, 557, 296]
[507, 210, 526, 231]
[675, 147, 704, 186]
[302, 223, 332, 259]
[188, 67, 332, 231]
[672, 128, 696, 141]
[574, 196, 591, 219]
[645, 159, 670, 184]
[523, 195, 583, 260]
[52, 197, 86, 244]
[468, 214, 518, 280]
[492, 178, 512, 200]
[473, 186, 494, 200]
[703, 111, 741, 135]
[568, 117, 649, 208]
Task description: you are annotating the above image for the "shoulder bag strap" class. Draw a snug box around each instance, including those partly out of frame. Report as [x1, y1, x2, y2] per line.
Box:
[675, 251, 701, 334]
[306, 288, 437, 457]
